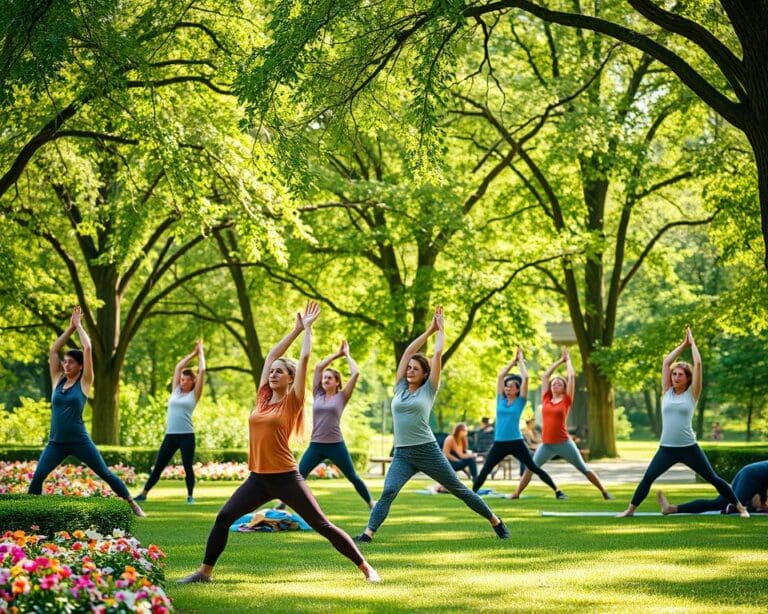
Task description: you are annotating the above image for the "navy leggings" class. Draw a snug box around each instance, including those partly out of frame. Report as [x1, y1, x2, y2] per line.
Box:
[143, 433, 196, 496]
[473, 440, 558, 492]
[448, 456, 478, 480]
[631, 444, 739, 507]
[29, 439, 131, 499]
[677, 465, 766, 513]
[298, 441, 372, 504]
[203, 471, 364, 567]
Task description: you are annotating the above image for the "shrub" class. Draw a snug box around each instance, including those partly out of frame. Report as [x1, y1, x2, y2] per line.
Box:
[0, 397, 50, 446]
[699, 445, 768, 482]
[0, 495, 134, 535]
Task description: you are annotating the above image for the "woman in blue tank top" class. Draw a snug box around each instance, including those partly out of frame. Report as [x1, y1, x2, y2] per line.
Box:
[617, 328, 747, 518]
[28, 307, 145, 517]
[134, 341, 206, 504]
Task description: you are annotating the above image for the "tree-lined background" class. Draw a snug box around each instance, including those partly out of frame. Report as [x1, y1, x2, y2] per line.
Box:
[1, 0, 766, 458]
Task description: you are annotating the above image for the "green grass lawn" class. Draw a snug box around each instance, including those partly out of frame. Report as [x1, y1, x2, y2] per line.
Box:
[133, 478, 768, 613]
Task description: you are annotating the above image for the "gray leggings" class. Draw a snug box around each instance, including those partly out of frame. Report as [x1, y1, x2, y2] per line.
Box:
[367, 441, 494, 532]
[533, 440, 590, 474]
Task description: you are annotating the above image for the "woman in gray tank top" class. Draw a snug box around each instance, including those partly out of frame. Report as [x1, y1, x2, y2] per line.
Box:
[617, 328, 748, 518]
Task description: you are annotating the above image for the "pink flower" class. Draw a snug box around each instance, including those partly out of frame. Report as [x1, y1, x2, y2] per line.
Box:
[40, 574, 59, 590]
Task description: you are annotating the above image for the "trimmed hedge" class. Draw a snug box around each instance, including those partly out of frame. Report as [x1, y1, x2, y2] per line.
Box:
[700, 445, 768, 482]
[0, 446, 370, 473]
[0, 494, 134, 534]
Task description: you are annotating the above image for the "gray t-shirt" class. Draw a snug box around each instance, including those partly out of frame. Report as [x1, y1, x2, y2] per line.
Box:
[660, 387, 697, 447]
[391, 379, 437, 447]
[311, 389, 346, 443]
[166, 388, 197, 434]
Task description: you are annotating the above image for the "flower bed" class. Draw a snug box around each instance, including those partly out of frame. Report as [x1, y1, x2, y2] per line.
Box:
[158, 461, 341, 481]
[0, 529, 173, 613]
[0, 461, 138, 497]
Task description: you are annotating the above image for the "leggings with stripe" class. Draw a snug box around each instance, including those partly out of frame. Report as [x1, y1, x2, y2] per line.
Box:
[630, 444, 739, 508]
[473, 439, 558, 492]
[367, 441, 494, 533]
[28, 439, 131, 499]
[143, 433, 196, 496]
[203, 471, 363, 567]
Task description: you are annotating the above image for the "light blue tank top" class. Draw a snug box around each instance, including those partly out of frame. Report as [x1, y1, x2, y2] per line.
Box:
[495, 394, 525, 441]
[391, 379, 437, 447]
[49, 378, 89, 443]
[166, 388, 197, 434]
[660, 387, 697, 447]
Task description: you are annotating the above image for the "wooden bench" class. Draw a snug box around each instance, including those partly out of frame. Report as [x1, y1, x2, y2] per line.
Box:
[369, 456, 392, 475]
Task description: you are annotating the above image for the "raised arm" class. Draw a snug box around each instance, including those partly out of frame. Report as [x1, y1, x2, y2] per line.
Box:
[259, 310, 305, 388]
[49, 310, 77, 385]
[312, 343, 343, 392]
[193, 340, 206, 402]
[662, 332, 689, 392]
[563, 347, 575, 400]
[340, 340, 360, 402]
[429, 306, 444, 389]
[173, 345, 199, 391]
[517, 347, 530, 398]
[395, 306, 441, 383]
[72, 307, 94, 397]
[687, 328, 702, 401]
[497, 356, 517, 395]
[540, 351, 565, 397]
[291, 302, 321, 405]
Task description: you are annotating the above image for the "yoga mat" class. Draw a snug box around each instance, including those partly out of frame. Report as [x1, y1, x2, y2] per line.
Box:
[540, 511, 724, 517]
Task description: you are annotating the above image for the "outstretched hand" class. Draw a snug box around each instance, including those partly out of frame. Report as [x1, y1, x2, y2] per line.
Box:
[195, 339, 204, 354]
[685, 327, 695, 346]
[431, 305, 444, 332]
[301, 301, 321, 329]
[562, 346, 570, 362]
[340, 340, 350, 357]
[70, 306, 83, 329]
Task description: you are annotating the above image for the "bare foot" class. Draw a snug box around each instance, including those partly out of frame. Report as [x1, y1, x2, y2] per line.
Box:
[359, 561, 381, 583]
[506, 493, 520, 500]
[616, 508, 634, 518]
[657, 490, 675, 515]
[129, 499, 146, 517]
[736, 503, 750, 519]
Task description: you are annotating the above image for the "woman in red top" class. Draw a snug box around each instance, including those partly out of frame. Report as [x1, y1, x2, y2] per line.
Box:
[178, 302, 380, 584]
[508, 348, 612, 500]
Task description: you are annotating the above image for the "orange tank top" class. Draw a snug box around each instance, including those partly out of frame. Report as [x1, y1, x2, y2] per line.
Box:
[248, 383, 302, 473]
[541, 391, 571, 444]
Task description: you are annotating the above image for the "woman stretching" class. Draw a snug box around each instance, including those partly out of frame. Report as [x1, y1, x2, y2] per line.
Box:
[29, 306, 144, 517]
[472, 347, 563, 498]
[442, 423, 478, 481]
[509, 348, 612, 500]
[618, 328, 748, 518]
[657, 460, 768, 515]
[178, 302, 380, 584]
[354, 306, 509, 543]
[295, 340, 373, 508]
[134, 341, 205, 504]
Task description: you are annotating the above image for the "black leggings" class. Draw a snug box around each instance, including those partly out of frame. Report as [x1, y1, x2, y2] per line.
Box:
[631, 444, 739, 507]
[473, 440, 558, 492]
[203, 471, 364, 567]
[143, 433, 196, 496]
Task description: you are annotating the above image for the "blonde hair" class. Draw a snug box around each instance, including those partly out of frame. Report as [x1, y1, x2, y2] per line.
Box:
[549, 375, 567, 393]
[273, 357, 304, 436]
[671, 361, 693, 389]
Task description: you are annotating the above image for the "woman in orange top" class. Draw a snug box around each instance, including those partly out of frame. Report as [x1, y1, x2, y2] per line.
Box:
[178, 302, 380, 584]
[508, 348, 612, 500]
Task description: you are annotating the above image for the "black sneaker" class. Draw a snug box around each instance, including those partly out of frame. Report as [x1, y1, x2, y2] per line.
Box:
[602, 491, 614, 500]
[493, 520, 510, 539]
[353, 533, 372, 543]
[555, 490, 568, 500]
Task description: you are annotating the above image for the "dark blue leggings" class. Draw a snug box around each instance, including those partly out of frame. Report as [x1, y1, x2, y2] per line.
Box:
[298, 441, 372, 504]
[29, 439, 131, 499]
[473, 439, 558, 492]
[448, 456, 478, 480]
[631, 444, 739, 508]
[143, 433, 196, 496]
[677, 465, 766, 513]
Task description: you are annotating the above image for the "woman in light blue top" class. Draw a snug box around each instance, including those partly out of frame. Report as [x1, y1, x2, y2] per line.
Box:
[354, 306, 509, 542]
[135, 341, 205, 504]
[618, 328, 748, 518]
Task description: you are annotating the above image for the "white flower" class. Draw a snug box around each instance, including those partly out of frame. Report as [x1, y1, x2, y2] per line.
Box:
[85, 529, 103, 540]
[112, 529, 125, 538]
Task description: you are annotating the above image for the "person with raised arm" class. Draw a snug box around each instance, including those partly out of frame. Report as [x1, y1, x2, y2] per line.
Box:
[617, 328, 748, 518]
[508, 347, 612, 500]
[354, 306, 509, 543]
[134, 340, 206, 504]
[472, 347, 564, 498]
[178, 302, 380, 584]
[294, 340, 373, 507]
[28, 306, 145, 516]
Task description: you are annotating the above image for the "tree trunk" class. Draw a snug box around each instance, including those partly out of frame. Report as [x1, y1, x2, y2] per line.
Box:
[695, 388, 708, 440]
[91, 360, 120, 444]
[747, 128, 768, 274]
[643, 388, 660, 437]
[746, 400, 754, 442]
[583, 361, 616, 458]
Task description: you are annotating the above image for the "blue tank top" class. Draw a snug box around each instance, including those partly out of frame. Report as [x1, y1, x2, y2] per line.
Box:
[49, 378, 89, 443]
